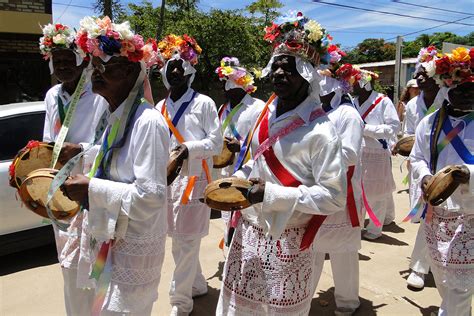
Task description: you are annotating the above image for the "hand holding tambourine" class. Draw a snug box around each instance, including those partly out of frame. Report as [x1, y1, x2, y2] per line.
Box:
[422, 165, 470, 206]
[202, 177, 265, 211]
[166, 144, 188, 186]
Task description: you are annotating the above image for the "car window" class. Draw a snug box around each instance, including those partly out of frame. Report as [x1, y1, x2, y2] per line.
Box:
[0, 112, 45, 161]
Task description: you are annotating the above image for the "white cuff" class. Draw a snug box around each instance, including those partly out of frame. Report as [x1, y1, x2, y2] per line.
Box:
[88, 178, 128, 240]
[262, 182, 300, 213]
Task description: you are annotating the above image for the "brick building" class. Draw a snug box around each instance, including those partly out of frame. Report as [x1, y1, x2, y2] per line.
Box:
[0, 0, 52, 104]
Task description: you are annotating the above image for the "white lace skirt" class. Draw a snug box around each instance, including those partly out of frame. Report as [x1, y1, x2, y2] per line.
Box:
[217, 219, 319, 316]
[424, 208, 474, 290]
[361, 147, 396, 200]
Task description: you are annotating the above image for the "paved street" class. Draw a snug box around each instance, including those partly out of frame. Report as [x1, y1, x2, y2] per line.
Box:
[1, 156, 441, 315]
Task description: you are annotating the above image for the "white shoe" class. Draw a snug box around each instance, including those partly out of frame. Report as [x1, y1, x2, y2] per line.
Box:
[192, 286, 208, 298]
[407, 271, 425, 289]
[170, 306, 190, 316]
[334, 307, 357, 316]
[362, 231, 382, 240]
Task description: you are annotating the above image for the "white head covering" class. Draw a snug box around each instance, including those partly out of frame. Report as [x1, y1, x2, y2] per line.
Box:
[159, 55, 196, 90]
[318, 73, 344, 108]
[262, 53, 321, 102]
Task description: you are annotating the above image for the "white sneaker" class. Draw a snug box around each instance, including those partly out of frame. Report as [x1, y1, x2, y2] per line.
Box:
[362, 231, 382, 240]
[192, 286, 208, 298]
[407, 271, 425, 289]
[170, 306, 189, 316]
[334, 307, 357, 316]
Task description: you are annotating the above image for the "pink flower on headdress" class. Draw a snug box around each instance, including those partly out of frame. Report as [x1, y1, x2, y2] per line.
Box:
[96, 16, 112, 33]
[106, 29, 120, 40]
[87, 38, 102, 57]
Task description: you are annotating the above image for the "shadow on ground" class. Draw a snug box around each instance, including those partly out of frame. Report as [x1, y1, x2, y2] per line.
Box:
[0, 243, 58, 276]
[402, 296, 438, 316]
[310, 287, 385, 315]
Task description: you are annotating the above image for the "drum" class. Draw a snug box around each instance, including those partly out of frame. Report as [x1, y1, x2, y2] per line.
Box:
[213, 139, 235, 169]
[204, 177, 253, 211]
[18, 168, 80, 220]
[393, 135, 415, 157]
[167, 149, 183, 186]
[9, 141, 62, 189]
[424, 165, 463, 206]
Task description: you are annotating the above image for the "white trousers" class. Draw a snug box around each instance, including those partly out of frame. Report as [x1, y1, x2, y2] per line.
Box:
[409, 222, 430, 274]
[170, 237, 207, 313]
[315, 252, 360, 310]
[434, 271, 473, 316]
[365, 196, 395, 236]
[62, 267, 94, 316]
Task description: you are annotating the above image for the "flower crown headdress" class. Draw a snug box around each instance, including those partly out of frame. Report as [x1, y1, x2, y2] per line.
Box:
[75, 16, 162, 68]
[157, 34, 202, 65]
[318, 46, 356, 93]
[215, 57, 257, 94]
[39, 23, 77, 60]
[432, 46, 474, 87]
[264, 12, 333, 65]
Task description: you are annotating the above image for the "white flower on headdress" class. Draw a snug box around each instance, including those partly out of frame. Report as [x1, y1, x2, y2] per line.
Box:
[42, 24, 55, 36]
[113, 21, 133, 40]
[79, 16, 101, 37]
[422, 60, 436, 78]
[305, 20, 323, 43]
[52, 34, 66, 45]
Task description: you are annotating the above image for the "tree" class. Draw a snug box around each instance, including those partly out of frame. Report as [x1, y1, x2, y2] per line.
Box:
[167, 0, 199, 11]
[246, 0, 283, 25]
[343, 38, 396, 64]
[93, 0, 124, 21]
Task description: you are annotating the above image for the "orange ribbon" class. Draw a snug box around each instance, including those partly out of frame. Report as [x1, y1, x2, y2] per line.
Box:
[161, 97, 211, 204]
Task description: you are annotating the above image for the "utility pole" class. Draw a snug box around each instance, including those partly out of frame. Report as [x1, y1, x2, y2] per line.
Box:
[394, 35, 403, 106]
[156, 0, 166, 40]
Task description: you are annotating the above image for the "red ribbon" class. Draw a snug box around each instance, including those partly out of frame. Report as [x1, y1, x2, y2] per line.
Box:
[346, 166, 360, 227]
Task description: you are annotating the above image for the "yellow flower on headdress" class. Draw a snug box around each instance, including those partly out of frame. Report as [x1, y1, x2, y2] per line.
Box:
[221, 66, 234, 76]
[450, 47, 470, 63]
[235, 74, 254, 87]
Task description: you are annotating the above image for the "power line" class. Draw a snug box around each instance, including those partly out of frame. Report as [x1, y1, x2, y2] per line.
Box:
[54, 0, 74, 22]
[311, 0, 474, 26]
[392, 0, 474, 17]
[53, 2, 94, 10]
[385, 15, 474, 41]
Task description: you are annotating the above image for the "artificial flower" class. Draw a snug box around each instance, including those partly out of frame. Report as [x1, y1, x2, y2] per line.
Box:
[304, 20, 323, 43]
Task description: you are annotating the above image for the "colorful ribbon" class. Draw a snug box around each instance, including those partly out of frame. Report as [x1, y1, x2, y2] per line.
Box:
[91, 240, 113, 316]
[361, 182, 381, 227]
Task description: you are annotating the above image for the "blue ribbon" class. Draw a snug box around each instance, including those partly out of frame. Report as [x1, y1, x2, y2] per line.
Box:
[441, 115, 474, 164]
[169, 91, 197, 137]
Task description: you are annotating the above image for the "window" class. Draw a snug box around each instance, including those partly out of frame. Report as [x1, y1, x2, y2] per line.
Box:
[0, 112, 45, 161]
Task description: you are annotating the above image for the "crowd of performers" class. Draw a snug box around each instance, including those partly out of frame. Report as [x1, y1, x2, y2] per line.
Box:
[26, 11, 472, 316]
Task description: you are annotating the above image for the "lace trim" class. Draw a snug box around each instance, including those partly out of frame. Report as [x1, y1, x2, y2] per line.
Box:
[222, 219, 317, 314]
[425, 211, 474, 289]
[113, 234, 166, 256]
[112, 265, 164, 285]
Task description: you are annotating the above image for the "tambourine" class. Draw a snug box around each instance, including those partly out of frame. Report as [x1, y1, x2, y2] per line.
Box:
[167, 149, 183, 186]
[393, 135, 415, 157]
[9, 141, 62, 189]
[18, 168, 80, 220]
[203, 177, 253, 211]
[424, 165, 463, 206]
[212, 139, 235, 169]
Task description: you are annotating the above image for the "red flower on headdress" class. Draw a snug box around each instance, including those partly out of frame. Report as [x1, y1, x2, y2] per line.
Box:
[55, 23, 66, 31]
[264, 23, 280, 42]
[335, 63, 355, 80]
[435, 56, 451, 74]
[43, 37, 53, 47]
[469, 48, 474, 69]
[76, 31, 89, 53]
[128, 49, 144, 63]
[146, 38, 157, 51]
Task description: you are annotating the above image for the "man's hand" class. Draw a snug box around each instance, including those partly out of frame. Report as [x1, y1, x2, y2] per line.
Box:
[246, 178, 265, 204]
[225, 137, 241, 153]
[58, 142, 82, 165]
[173, 144, 189, 163]
[421, 175, 433, 195]
[62, 174, 90, 203]
[452, 165, 470, 185]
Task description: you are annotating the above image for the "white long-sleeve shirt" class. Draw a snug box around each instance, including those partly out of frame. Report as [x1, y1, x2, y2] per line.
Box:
[218, 93, 265, 178]
[156, 88, 223, 238]
[77, 100, 170, 312]
[43, 82, 108, 144]
[235, 95, 347, 238]
[410, 111, 474, 213]
[354, 91, 400, 149]
[403, 90, 444, 136]
[315, 102, 364, 253]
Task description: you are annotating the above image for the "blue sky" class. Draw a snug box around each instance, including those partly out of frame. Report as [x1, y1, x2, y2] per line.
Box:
[53, 0, 474, 49]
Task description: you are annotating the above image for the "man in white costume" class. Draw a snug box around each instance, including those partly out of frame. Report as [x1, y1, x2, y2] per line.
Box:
[37, 22, 108, 315]
[410, 46, 473, 316]
[214, 56, 265, 248]
[155, 34, 222, 316]
[403, 46, 445, 289]
[216, 13, 346, 316]
[352, 69, 400, 240]
[314, 61, 364, 316]
[61, 16, 169, 315]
